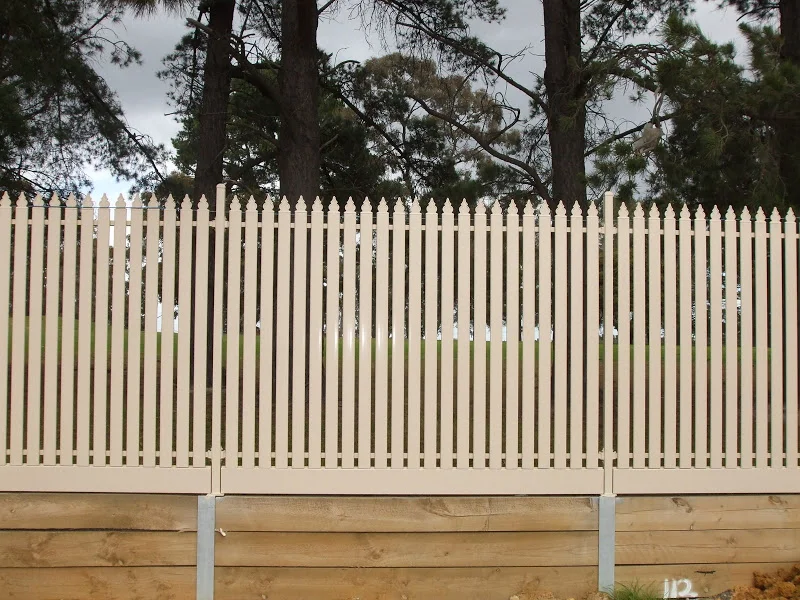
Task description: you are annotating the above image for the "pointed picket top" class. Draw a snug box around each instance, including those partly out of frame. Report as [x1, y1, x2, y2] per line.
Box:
[523, 199, 534, 215]
[147, 193, 159, 209]
[695, 204, 706, 221]
[632, 203, 644, 219]
[279, 195, 290, 212]
[427, 198, 438, 214]
[0, 192, 10, 208]
[343, 196, 356, 213]
[361, 197, 371, 214]
[82, 194, 94, 208]
[786, 207, 796, 223]
[555, 201, 567, 217]
[296, 195, 306, 212]
[508, 199, 518, 216]
[163, 194, 175, 210]
[196, 194, 208, 211]
[183, 194, 194, 211]
[617, 202, 628, 218]
[246, 195, 257, 211]
[540, 201, 551, 216]
[32, 193, 44, 207]
[665, 204, 675, 219]
[587, 200, 598, 218]
[131, 193, 142, 209]
[115, 194, 126, 209]
[410, 197, 421, 213]
[770, 207, 782, 223]
[679, 204, 690, 220]
[442, 198, 453, 214]
[66, 193, 77, 208]
[99, 193, 110, 208]
[755, 206, 765, 222]
[474, 200, 486, 215]
[230, 194, 241, 212]
[649, 203, 660, 219]
[725, 205, 736, 221]
[710, 205, 721, 220]
[393, 198, 404, 214]
[48, 193, 60, 208]
[491, 199, 502, 215]
[459, 198, 470, 214]
[741, 206, 751, 221]
[570, 200, 582, 217]
[313, 196, 324, 212]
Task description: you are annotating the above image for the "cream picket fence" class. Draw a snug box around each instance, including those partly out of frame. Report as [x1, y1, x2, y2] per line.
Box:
[0, 186, 797, 495]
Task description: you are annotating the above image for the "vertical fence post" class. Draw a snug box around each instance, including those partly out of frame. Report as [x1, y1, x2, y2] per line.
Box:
[196, 495, 216, 600]
[603, 191, 615, 494]
[598, 495, 616, 592]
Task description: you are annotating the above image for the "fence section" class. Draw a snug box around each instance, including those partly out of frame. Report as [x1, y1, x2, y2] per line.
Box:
[0, 187, 798, 495]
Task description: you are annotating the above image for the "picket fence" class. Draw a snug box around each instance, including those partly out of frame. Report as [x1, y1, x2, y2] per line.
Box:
[0, 186, 797, 496]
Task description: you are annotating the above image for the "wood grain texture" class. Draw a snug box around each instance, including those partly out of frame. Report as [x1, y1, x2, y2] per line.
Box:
[617, 563, 798, 598]
[215, 566, 599, 600]
[216, 496, 598, 532]
[215, 530, 597, 567]
[617, 495, 800, 531]
[0, 531, 196, 567]
[0, 566, 195, 599]
[617, 529, 800, 564]
[0, 494, 197, 530]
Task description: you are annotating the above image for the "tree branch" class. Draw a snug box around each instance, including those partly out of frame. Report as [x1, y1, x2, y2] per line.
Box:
[584, 0, 635, 66]
[584, 110, 677, 156]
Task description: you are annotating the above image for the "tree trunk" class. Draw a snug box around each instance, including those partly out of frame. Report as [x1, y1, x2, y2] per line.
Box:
[191, 0, 236, 387]
[192, 0, 236, 208]
[543, 0, 587, 211]
[779, 0, 800, 210]
[279, 0, 320, 202]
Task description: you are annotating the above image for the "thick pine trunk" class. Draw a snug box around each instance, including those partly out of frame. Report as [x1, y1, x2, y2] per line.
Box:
[779, 0, 800, 210]
[192, 0, 236, 208]
[191, 0, 236, 386]
[279, 0, 320, 202]
[543, 0, 587, 211]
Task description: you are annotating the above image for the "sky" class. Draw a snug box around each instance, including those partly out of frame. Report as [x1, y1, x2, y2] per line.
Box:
[88, 0, 749, 198]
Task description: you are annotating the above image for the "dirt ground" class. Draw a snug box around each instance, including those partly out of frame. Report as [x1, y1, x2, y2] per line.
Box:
[731, 565, 800, 600]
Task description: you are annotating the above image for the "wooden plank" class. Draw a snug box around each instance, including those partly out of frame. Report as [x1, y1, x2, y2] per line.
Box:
[617, 563, 798, 599]
[0, 567, 195, 600]
[0, 494, 197, 531]
[0, 531, 196, 567]
[215, 566, 599, 600]
[617, 495, 800, 531]
[616, 528, 800, 564]
[216, 496, 598, 532]
[216, 531, 597, 567]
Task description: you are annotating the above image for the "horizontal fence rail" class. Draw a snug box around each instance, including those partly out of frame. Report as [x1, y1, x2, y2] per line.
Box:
[0, 187, 797, 495]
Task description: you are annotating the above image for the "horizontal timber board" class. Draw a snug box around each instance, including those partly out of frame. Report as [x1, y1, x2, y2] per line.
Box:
[216, 496, 598, 532]
[0, 493, 197, 530]
[0, 566, 195, 600]
[215, 530, 597, 567]
[616, 563, 799, 598]
[0, 531, 197, 567]
[215, 566, 599, 600]
[617, 495, 800, 531]
[616, 529, 800, 565]
[222, 467, 605, 495]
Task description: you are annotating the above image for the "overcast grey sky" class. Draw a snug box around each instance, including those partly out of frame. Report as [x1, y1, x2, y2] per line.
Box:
[88, 0, 747, 198]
